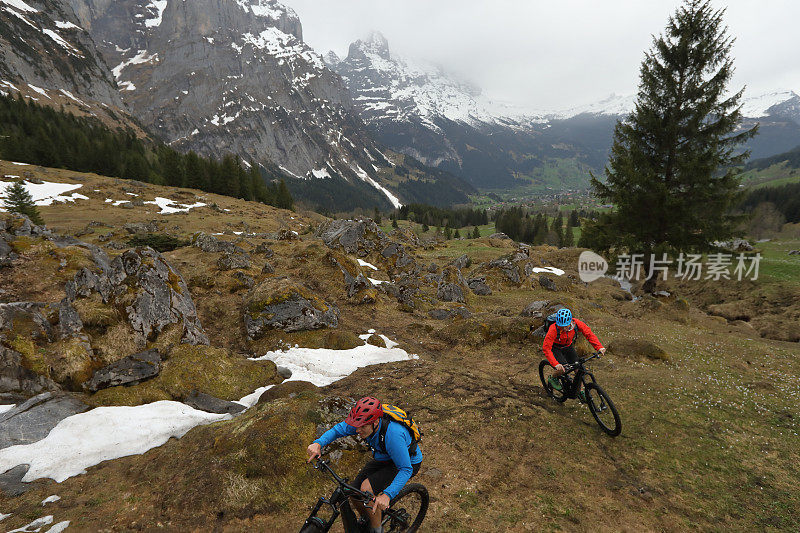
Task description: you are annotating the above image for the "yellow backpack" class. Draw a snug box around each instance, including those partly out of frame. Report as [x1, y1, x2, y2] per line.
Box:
[379, 404, 422, 455]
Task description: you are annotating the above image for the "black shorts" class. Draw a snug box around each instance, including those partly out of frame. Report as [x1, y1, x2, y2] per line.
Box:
[353, 459, 422, 496]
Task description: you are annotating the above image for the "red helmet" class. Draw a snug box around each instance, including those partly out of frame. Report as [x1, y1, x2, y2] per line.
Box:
[345, 397, 383, 427]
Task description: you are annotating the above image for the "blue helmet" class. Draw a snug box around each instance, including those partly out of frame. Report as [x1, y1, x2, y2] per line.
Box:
[555, 308, 572, 327]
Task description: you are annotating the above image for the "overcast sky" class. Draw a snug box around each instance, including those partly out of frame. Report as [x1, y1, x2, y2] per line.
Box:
[280, 0, 800, 111]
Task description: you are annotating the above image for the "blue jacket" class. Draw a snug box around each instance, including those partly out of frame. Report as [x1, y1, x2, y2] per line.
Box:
[314, 418, 423, 499]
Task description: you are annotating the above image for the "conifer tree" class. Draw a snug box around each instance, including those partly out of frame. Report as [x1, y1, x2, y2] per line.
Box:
[582, 0, 757, 290]
[472, 226, 480, 239]
[3, 182, 43, 224]
[454, 229, 460, 239]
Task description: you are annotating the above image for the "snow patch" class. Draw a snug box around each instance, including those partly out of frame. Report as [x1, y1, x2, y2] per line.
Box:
[357, 258, 378, 271]
[143, 197, 206, 214]
[367, 277, 387, 286]
[250, 338, 416, 387]
[0, 404, 15, 414]
[27, 84, 50, 99]
[0, 180, 87, 209]
[311, 168, 330, 179]
[41, 29, 81, 56]
[54, 20, 80, 30]
[59, 89, 86, 106]
[144, 0, 168, 28]
[41, 495, 60, 505]
[1, 0, 37, 12]
[352, 165, 402, 209]
[0, 402, 230, 483]
[6, 516, 53, 533]
[112, 50, 158, 79]
[530, 267, 565, 276]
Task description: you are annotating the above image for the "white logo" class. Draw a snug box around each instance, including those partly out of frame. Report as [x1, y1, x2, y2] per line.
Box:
[578, 251, 608, 282]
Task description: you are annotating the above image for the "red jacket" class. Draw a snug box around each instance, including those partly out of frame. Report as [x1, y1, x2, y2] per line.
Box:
[543, 319, 603, 367]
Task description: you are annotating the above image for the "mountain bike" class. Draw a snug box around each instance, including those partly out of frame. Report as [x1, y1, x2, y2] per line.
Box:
[301, 458, 429, 533]
[539, 351, 622, 436]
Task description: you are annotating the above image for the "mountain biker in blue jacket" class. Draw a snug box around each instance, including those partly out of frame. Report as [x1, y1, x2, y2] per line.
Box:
[307, 397, 423, 533]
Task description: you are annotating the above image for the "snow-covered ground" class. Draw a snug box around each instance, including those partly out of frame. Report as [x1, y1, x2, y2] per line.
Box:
[143, 197, 206, 214]
[250, 332, 414, 388]
[0, 333, 416, 486]
[0, 404, 15, 414]
[357, 258, 378, 271]
[0, 402, 230, 483]
[0, 180, 88, 210]
[530, 266, 565, 276]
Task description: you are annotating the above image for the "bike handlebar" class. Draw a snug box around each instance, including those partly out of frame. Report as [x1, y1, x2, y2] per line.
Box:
[562, 351, 602, 373]
[312, 458, 375, 503]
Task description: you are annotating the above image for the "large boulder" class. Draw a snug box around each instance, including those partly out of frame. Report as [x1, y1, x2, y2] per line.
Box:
[85, 349, 162, 392]
[467, 277, 492, 296]
[327, 252, 377, 304]
[184, 390, 246, 415]
[436, 266, 468, 303]
[0, 345, 60, 398]
[217, 252, 251, 271]
[245, 277, 339, 337]
[0, 391, 89, 448]
[521, 300, 549, 317]
[192, 232, 245, 255]
[106, 248, 209, 345]
[316, 219, 387, 256]
[256, 380, 318, 405]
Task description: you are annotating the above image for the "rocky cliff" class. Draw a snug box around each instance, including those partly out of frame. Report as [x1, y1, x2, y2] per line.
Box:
[0, 0, 135, 128]
[67, 0, 408, 209]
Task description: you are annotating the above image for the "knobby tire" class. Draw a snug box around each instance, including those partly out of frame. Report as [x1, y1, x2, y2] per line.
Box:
[384, 483, 429, 533]
[585, 382, 622, 436]
[539, 360, 568, 403]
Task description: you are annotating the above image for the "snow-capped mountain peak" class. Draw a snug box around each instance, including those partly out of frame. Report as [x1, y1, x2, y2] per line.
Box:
[740, 89, 800, 118]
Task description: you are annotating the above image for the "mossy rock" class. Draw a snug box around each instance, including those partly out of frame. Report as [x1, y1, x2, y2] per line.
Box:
[89, 344, 281, 407]
[608, 338, 669, 361]
[673, 298, 690, 311]
[256, 380, 319, 405]
[366, 334, 386, 348]
[324, 330, 364, 350]
[246, 277, 329, 316]
[437, 317, 536, 346]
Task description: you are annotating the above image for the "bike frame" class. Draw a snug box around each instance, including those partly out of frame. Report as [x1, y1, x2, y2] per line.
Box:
[303, 460, 371, 533]
[303, 459, 411, 533]
[560, 353, 601, 399]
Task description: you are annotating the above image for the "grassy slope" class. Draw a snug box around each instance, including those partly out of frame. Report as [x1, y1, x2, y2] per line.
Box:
[737, 161, 800, 189]
[1, 160, 799, 532]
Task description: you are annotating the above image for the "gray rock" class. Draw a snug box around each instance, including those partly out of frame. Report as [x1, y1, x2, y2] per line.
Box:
[245, 280, 339, 337]
[381, 242, 416, 270]
[437, 282, 465, 303]
[0, 392, 89, 449]
[0, 236, 18, 266]
[119, 201, 134, 209]
[233, 271, 255, 289]
[713, 238, 754, 252]
[58, 299, 84, 339]
[488, 232, 511, 240]
[123, 221, 159, 234]
[255, 243, 275, 257]
[539, 276, 558, 291]
[85, 349, 161, 392]
[467, 277, 492, 296]
[0, 346, 60, 397]
[261, 261, 275, 274]
[0, 464, 31, 496]
[789, 250, 799, 255]
[277, 229, 299, 241]
[193, 232, 245, 255]
[521, 300, 549, 317]
[451, 254, 471, 270]
[276, 366, 293, 379]
[184, 390, 245, 415]
[218, 253, 251, 270]
[427, 262, 439, 274]
[316, 219, 387, 255]
[488, 258, 521, 284]
[0, 302, 55, 342]
[106, 248, 209, 345]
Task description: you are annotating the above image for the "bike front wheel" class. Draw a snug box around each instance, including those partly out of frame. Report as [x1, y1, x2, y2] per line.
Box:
[585, 383, 621, 436]
[299, 522, 324, 533]
[383, 483, 429, 533]
[539, 360, 568, 403]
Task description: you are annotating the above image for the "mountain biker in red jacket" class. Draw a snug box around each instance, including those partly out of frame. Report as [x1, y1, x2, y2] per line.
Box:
[543, 308, 605, 393]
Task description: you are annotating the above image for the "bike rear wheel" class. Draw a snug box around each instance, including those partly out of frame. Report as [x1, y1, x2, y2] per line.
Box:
[383, 483, 429, 533]
[539, 360, 568, 403]
[585, 383, 621, 436]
